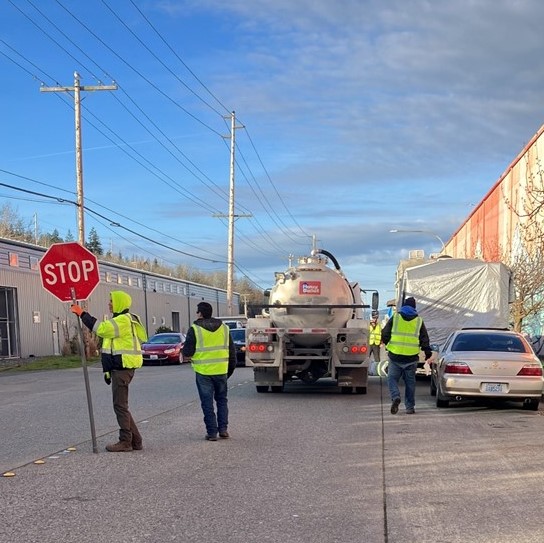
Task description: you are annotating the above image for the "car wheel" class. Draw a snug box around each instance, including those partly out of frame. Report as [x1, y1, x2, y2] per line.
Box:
[341, 387, 352, 394]
[522, 398, 540, 411]
[256, 385, 269, 393]
[436, 385, 449, 408]
[270, 385, 284, 393]
[355, 386, 367, 394]
[430, 375, 437, 397]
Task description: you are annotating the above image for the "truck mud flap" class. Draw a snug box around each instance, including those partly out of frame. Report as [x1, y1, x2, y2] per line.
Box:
[336, 367, 367, 388]
[253, 366, 282, 386]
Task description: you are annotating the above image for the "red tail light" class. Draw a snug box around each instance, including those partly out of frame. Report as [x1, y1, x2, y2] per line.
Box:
[444, 362, 473, 374]
[347, 345, 368, 354]
[517, 365, 543, 376]
[248, 343, 269, 353]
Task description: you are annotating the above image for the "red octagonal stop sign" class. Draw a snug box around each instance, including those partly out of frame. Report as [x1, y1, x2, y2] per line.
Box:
[39, 242, 100, 302]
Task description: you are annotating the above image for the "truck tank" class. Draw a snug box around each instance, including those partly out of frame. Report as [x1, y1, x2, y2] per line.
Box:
[267, 252, 356, 347]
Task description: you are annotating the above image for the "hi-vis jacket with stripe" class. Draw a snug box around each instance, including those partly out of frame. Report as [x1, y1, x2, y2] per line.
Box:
[381, 305, 432, 364]
[369, 322, 382, 346]
[386, 313, 422, 356]
[80, 290, 148, 373]
[190, 323, 230, 375]
[182, 318, 237, 378]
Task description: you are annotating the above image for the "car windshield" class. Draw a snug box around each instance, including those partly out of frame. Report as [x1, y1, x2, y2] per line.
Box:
[147, 335, 183, 345]
[451, 333, 528, 353]
[230, 329, 245, 341]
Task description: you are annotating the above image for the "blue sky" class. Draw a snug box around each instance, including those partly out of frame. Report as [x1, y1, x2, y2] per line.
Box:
[1, 0, 543, 306]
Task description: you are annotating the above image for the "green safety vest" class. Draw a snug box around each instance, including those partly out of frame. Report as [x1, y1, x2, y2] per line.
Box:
[191, 323, 230, 376]
[369, 323, 382, 345]
[386, 313, 422, 356]
[94, 313, 147, 369]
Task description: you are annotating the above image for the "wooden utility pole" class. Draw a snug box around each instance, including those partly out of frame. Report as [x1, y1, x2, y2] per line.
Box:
[214, 111, 250, 316]
[40, 72, 117, 246]
[41, 72, 117, 357]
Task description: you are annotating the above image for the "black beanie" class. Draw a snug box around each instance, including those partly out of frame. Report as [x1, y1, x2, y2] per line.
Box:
[404, 297, 416, 308]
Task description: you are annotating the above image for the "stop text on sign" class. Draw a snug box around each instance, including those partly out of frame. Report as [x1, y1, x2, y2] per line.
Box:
[42, 260, 96, 286]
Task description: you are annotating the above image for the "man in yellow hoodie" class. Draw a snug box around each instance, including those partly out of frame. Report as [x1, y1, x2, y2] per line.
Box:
[71, 290, 147, 452]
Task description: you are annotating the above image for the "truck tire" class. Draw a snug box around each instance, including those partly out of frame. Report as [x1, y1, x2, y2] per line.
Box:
[355, 387, 367, 395]
[270, 385, 284, 393]
[256, 385, 269, 393]
[341, 387, 352, 394]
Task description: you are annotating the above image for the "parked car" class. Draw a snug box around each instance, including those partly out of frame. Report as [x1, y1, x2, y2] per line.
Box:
[430, 328, 543, 410]
[142, 332, 186, 366]
[230, 328, 246, 367]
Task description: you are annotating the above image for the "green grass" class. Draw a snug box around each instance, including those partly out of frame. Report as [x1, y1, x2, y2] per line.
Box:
[0, 356, 100, 373]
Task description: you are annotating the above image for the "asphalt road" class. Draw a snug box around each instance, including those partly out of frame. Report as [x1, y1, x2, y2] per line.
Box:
[1, 364, 544, 543]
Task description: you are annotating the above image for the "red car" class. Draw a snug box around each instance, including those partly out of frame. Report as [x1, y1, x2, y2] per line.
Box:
[142, 332, 186, 366]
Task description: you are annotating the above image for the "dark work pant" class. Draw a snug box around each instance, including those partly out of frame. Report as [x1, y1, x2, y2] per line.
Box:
[369, 344, 381, 362]
[111, 369, 141, 444]
[195, 373, 228, 436]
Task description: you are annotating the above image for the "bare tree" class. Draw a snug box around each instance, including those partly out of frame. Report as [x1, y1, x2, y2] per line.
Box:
[507, 154, 544, 332]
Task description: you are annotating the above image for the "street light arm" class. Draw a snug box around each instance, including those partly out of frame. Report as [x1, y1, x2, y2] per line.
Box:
[389, 229, 446, 253]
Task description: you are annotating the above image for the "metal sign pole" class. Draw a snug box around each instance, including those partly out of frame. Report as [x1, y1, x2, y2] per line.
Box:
[71, 287, 98, 454]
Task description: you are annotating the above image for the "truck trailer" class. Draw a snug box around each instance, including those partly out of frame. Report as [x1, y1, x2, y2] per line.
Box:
[396, 257, 514, 369]
[246, 249, 378, 394]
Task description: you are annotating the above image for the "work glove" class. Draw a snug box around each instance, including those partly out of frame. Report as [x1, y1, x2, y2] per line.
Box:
[70, 304, 84, 317]
[104, 372, 111, 385]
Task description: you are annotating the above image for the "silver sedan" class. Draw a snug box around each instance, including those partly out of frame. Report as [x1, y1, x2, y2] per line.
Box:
[430, 328, 543, 410]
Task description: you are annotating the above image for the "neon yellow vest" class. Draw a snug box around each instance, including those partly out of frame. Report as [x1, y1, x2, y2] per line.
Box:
[95, 313, 147, 369]
[191, 323, 229, 376]
[386, 314, 422, 356]
[369, 323, 382, 346]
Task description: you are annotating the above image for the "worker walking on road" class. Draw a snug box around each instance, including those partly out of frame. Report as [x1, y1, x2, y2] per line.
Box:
[182, 302, 236, 441]
[71, 290, 147, 452]
[381, 297, 432, 415]
[368, 311, 382, 363]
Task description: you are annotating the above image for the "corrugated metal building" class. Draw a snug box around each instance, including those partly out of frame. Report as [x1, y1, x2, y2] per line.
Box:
[445, 123, 544, 261]
[0, 237, 239, 359]
[442, 122, 544, 337]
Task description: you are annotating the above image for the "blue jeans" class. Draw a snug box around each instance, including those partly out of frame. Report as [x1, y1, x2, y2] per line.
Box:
[387, 358, 417, 410]
[195, 373, 228, 436]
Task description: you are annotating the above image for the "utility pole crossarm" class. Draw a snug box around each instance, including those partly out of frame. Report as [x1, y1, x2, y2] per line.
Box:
[40, 72, 117, 247]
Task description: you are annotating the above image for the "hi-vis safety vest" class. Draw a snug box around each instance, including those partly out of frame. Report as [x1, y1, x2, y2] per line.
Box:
[95, 313, 147, 369]
[191, 323, 230, 376]
[369, 323, 382, 345]
[386, 313, 422, 356]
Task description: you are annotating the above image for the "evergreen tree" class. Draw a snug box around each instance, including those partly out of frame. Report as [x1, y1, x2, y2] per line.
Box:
[85, 227, 103, 255]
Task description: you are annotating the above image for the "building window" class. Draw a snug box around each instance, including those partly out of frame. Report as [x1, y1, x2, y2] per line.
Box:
[105, 272, 112, 282]
[30, 256, 39, 270]
[9, 253, 19, 267]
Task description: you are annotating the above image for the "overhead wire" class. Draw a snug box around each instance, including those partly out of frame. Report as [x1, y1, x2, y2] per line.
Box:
[19, 0, 230, 203]
[3, 1, 312, 277]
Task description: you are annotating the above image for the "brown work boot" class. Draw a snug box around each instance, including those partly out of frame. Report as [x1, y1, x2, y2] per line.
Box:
[132, 440, 143, 451]
[106, 441, 133, 452]
[219, 431, 230, 439]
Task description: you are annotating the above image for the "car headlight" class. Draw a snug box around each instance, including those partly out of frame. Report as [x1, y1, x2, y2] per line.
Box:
[164, 348, 176, 354]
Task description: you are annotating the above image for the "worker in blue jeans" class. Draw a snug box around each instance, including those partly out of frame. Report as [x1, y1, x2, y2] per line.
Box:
[381, 297, 432, 415]
[182, 302, 236, 440]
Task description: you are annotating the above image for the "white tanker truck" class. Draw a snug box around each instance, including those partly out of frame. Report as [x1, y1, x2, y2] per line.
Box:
[246, 249, 378, 394]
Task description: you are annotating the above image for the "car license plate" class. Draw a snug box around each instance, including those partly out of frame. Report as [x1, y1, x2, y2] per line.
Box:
[150, 355, 158, 360]
[483, 383, 505, 393]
